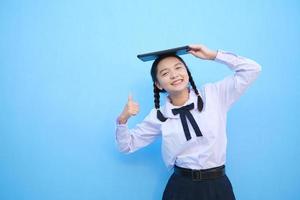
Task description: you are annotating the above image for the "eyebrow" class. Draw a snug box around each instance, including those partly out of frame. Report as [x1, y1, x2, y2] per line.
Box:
[159, 62, 183, 74]
[174, 62, 184, 67]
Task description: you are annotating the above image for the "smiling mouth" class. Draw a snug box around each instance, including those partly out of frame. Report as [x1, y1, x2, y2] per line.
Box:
[171, 79, 183, 86]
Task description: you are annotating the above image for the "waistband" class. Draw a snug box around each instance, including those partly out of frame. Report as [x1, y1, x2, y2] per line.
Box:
[174, 165, 226, 181]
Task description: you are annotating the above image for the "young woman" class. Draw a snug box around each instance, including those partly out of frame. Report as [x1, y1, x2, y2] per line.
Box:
[116, 44, 261, 200]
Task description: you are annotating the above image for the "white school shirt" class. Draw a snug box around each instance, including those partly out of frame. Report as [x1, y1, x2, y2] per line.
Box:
[115, 50, 261, 170]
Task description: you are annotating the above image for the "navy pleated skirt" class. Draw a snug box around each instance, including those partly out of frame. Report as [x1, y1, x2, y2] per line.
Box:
[162, 170, 236, 200]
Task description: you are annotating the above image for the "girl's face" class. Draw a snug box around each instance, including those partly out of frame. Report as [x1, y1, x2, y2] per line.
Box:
[155, 56, 189, 95]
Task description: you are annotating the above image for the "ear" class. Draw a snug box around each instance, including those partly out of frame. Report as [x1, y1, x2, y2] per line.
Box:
[155, 81, 163, 90]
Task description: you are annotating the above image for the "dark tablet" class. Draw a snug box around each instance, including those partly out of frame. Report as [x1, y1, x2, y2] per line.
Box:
[137, 45, 190, 62]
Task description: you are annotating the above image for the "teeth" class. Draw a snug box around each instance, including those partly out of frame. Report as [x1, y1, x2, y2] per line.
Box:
[172, 80, 182, 85]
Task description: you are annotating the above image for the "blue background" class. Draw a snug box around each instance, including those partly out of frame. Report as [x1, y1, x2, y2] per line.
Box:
[1, 0, 299, 199]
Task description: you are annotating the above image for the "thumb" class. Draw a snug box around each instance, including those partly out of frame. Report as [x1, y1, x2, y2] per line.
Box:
[128, 93, 133, 102]
[188, 50, 198, 56]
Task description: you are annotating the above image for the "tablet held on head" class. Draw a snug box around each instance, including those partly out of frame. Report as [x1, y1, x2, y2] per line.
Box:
[137, 46, 190, 62]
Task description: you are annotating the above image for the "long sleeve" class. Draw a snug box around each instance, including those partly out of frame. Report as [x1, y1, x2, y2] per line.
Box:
[115, 108, 161, 153]
[213, 50, 262, 111]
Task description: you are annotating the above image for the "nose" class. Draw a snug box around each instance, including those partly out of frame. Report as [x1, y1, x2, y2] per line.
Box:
[169, 70, 178, 79]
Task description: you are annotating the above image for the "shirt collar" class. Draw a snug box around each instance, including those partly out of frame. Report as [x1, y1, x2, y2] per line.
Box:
[162, 89, 200, 119]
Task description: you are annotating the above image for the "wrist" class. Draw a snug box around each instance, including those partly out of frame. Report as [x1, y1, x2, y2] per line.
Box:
[208, 50, 218, 60]
[118, 114, 129, 124]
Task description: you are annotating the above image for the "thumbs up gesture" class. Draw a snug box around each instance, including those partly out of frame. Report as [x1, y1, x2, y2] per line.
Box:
[118, 94, 140, 124]
[126, 94, 140, 116]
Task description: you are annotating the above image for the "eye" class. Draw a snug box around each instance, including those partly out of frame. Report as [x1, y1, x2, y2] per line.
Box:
[176, 66, 182, 70]
[162, 72, 169, 76]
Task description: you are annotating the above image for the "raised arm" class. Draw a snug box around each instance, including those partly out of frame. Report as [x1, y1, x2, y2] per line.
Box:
[213, 50, 261, 111]
[188, 44, 261, 111]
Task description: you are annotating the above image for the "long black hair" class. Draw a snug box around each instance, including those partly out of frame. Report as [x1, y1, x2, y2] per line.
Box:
[150, 54, 204, 122]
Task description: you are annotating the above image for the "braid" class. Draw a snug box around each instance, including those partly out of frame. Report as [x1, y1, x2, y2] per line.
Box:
[153, 83, 160, 109]
[187, 68, 204, 112]
[153, 83, 167, 122]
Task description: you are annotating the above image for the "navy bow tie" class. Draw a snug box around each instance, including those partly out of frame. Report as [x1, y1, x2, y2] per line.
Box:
[172, 103, 202, 141]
